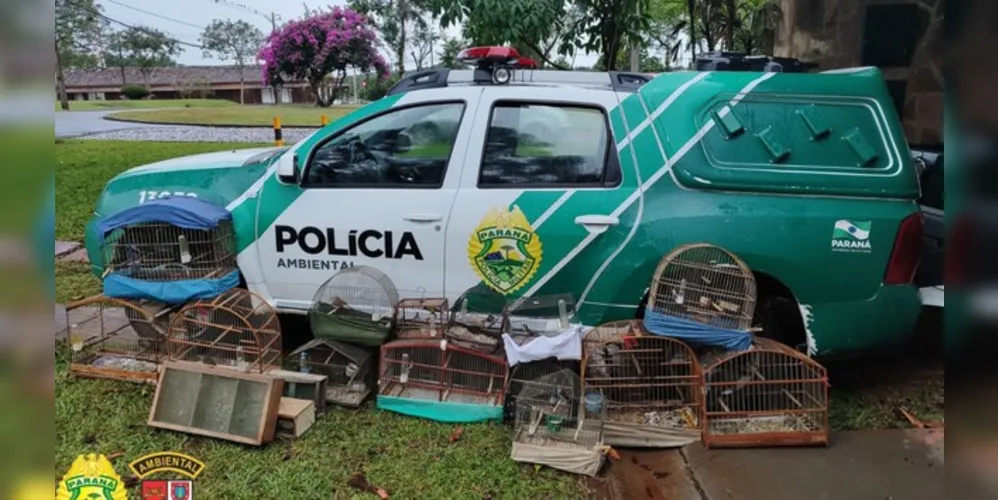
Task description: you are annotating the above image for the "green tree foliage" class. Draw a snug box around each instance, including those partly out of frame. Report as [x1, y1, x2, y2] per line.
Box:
[349, 0, 432, 75]
[436, 37, 466, 69]
[120, 84, 151, 99]
[428, 0, 649, 71]
[199, 19, 264, 104]
[106, 26, 181, 85]
[55, 0, 108, 69]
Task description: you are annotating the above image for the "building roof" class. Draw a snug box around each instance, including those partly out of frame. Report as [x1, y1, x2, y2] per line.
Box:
[64, 65, 270, 88]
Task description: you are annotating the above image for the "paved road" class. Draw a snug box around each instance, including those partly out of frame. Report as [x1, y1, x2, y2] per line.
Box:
[55, 110, 166, 138]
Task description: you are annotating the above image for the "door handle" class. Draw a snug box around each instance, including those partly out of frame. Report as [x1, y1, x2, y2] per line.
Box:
[575, 215, 619, 235]
[403, 213, 443, 223]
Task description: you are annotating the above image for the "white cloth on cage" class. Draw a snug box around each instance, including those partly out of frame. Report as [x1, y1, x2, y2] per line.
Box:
[501, 325, 584, 366]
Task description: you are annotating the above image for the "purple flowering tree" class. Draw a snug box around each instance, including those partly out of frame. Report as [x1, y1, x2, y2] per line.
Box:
[258, 6, 391, 107]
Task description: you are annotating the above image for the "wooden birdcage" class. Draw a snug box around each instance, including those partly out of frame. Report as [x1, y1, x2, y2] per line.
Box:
[377, 338, 508, 422]
[67, 295, 169, 384]
[511, 369, 607, 477]
[649, 243, 756, 332]
[287, 339, 375, 408]
[444, 289, 506, 355]
[582, 320, 645, 356]
[582, 332, 703, 448]
[701, 337, 829, 448]
[167, 289, 282, 373]
[394, 296, 448, 339]
[309, 266, 399, 346]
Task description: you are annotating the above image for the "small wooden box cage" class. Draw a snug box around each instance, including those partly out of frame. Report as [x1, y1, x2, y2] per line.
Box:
[395, 296, 448, 339]
[97, 197, 238, 303]
[701, 337, 829, 448]
[67, 296, 168, 384]
[309, 266, 399, 347]
[583, 333, 703, 448]
[167, 289, 282, 373]
[511, 369, 606, 477]
[648, 243, 756, 338]
[503, 293, 576, 337]
[288, 339, 375, 408]
[377, 338, 508, 423]
[444, 289, 506, 355]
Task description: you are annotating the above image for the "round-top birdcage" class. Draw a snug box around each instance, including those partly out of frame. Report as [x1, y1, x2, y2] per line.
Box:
[309, 266, 399, 346]
[582, 319, 646, 356]
[649, 243, 757, 332]
[700, 337, 829, 448]
[167, 288, 282, 373]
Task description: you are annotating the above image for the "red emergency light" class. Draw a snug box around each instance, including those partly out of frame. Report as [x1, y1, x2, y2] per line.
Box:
[456, 46, 538, 84]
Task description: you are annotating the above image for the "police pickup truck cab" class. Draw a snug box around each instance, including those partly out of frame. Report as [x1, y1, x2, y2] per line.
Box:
[84, 47, 925, 358]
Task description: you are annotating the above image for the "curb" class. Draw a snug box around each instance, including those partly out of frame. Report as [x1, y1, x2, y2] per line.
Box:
[103, 114, 324, 130]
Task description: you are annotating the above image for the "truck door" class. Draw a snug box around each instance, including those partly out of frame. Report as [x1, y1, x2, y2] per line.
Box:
[255, 88, 483, 310]
[443, 86, 639, 313]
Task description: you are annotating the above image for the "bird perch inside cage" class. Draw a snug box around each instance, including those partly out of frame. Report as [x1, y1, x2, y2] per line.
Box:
[309, 266, 399, 346]
[444, 290, 506, 354]
[67, 295, 168, 384]
[700, 337, 829, 448]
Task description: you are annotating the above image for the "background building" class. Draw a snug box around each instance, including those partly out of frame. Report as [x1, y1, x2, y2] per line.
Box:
[773, 0, 943, 148]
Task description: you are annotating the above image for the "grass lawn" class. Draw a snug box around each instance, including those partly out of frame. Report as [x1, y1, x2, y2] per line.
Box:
[55, 140, 268, 241]
[108, 104, 358, 127]
[55, 99, 237, 111]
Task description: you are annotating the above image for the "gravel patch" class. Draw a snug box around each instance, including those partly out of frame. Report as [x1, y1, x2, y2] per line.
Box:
[77, 125, 319, 143]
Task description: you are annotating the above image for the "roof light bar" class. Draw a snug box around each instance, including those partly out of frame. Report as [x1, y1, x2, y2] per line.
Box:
[456, 46, 538, 84]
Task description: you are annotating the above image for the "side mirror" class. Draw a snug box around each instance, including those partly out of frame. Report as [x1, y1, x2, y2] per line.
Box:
[277, 153, 301, 184]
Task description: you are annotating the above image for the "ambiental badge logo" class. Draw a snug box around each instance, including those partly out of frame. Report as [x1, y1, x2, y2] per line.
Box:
[56, 453, 128, 500]
[831, 219, 872, 253]
[130, 451, 204, 500]
[468, 205, 543, 295]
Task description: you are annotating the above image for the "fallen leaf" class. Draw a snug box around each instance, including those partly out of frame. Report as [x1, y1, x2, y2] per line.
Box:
[450, 426, 464, 443]
[107, 451, 125, 460]
[375, 487, 389, 499]
[896, 407, 925, 429]
[607, 448, 621, 461]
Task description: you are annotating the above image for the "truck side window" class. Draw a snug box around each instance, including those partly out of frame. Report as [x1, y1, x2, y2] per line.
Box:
[478, 102, 620, 188]
[304, 102, 465, 188]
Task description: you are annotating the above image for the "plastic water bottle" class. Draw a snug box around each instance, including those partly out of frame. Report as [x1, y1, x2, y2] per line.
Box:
[299, 351, 309, 373]
[400, 353, 410, 383]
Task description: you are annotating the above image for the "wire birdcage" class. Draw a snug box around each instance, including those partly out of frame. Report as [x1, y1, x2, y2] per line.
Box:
[395, 295, 448, 339]
[67, 296, 168, 384]
[309, 266, 399, 346]
[649, 243, 756, 332]
[167, 288, 282, 373]
[504, 357, 581, 424]
[102, 222, 236, 282]
[444, 289, 506, 354]
[511, 369, 607, 476]
[377, 338, 508, 422]
[503, 293, 576, 338]
[288, 339, 375, 408]
[701, 337, 829, 448]
[583, 333, 703, 448]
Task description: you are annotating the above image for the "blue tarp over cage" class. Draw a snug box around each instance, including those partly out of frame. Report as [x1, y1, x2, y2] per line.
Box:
[97, 197, 239, 304]
[643, 307, 753, 351]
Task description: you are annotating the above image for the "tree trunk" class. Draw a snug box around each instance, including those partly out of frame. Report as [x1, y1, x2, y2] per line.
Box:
[55, 39, 70, 111]
[273, 84, 283, 104]
[239, 74, 245, 105]
[311, 78, 330, 107]
[688, 0, 697, 61]
[396, 0, 407, 76]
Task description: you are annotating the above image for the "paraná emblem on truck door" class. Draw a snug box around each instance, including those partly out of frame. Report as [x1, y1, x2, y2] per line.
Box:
[469, 205, 543, 295]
